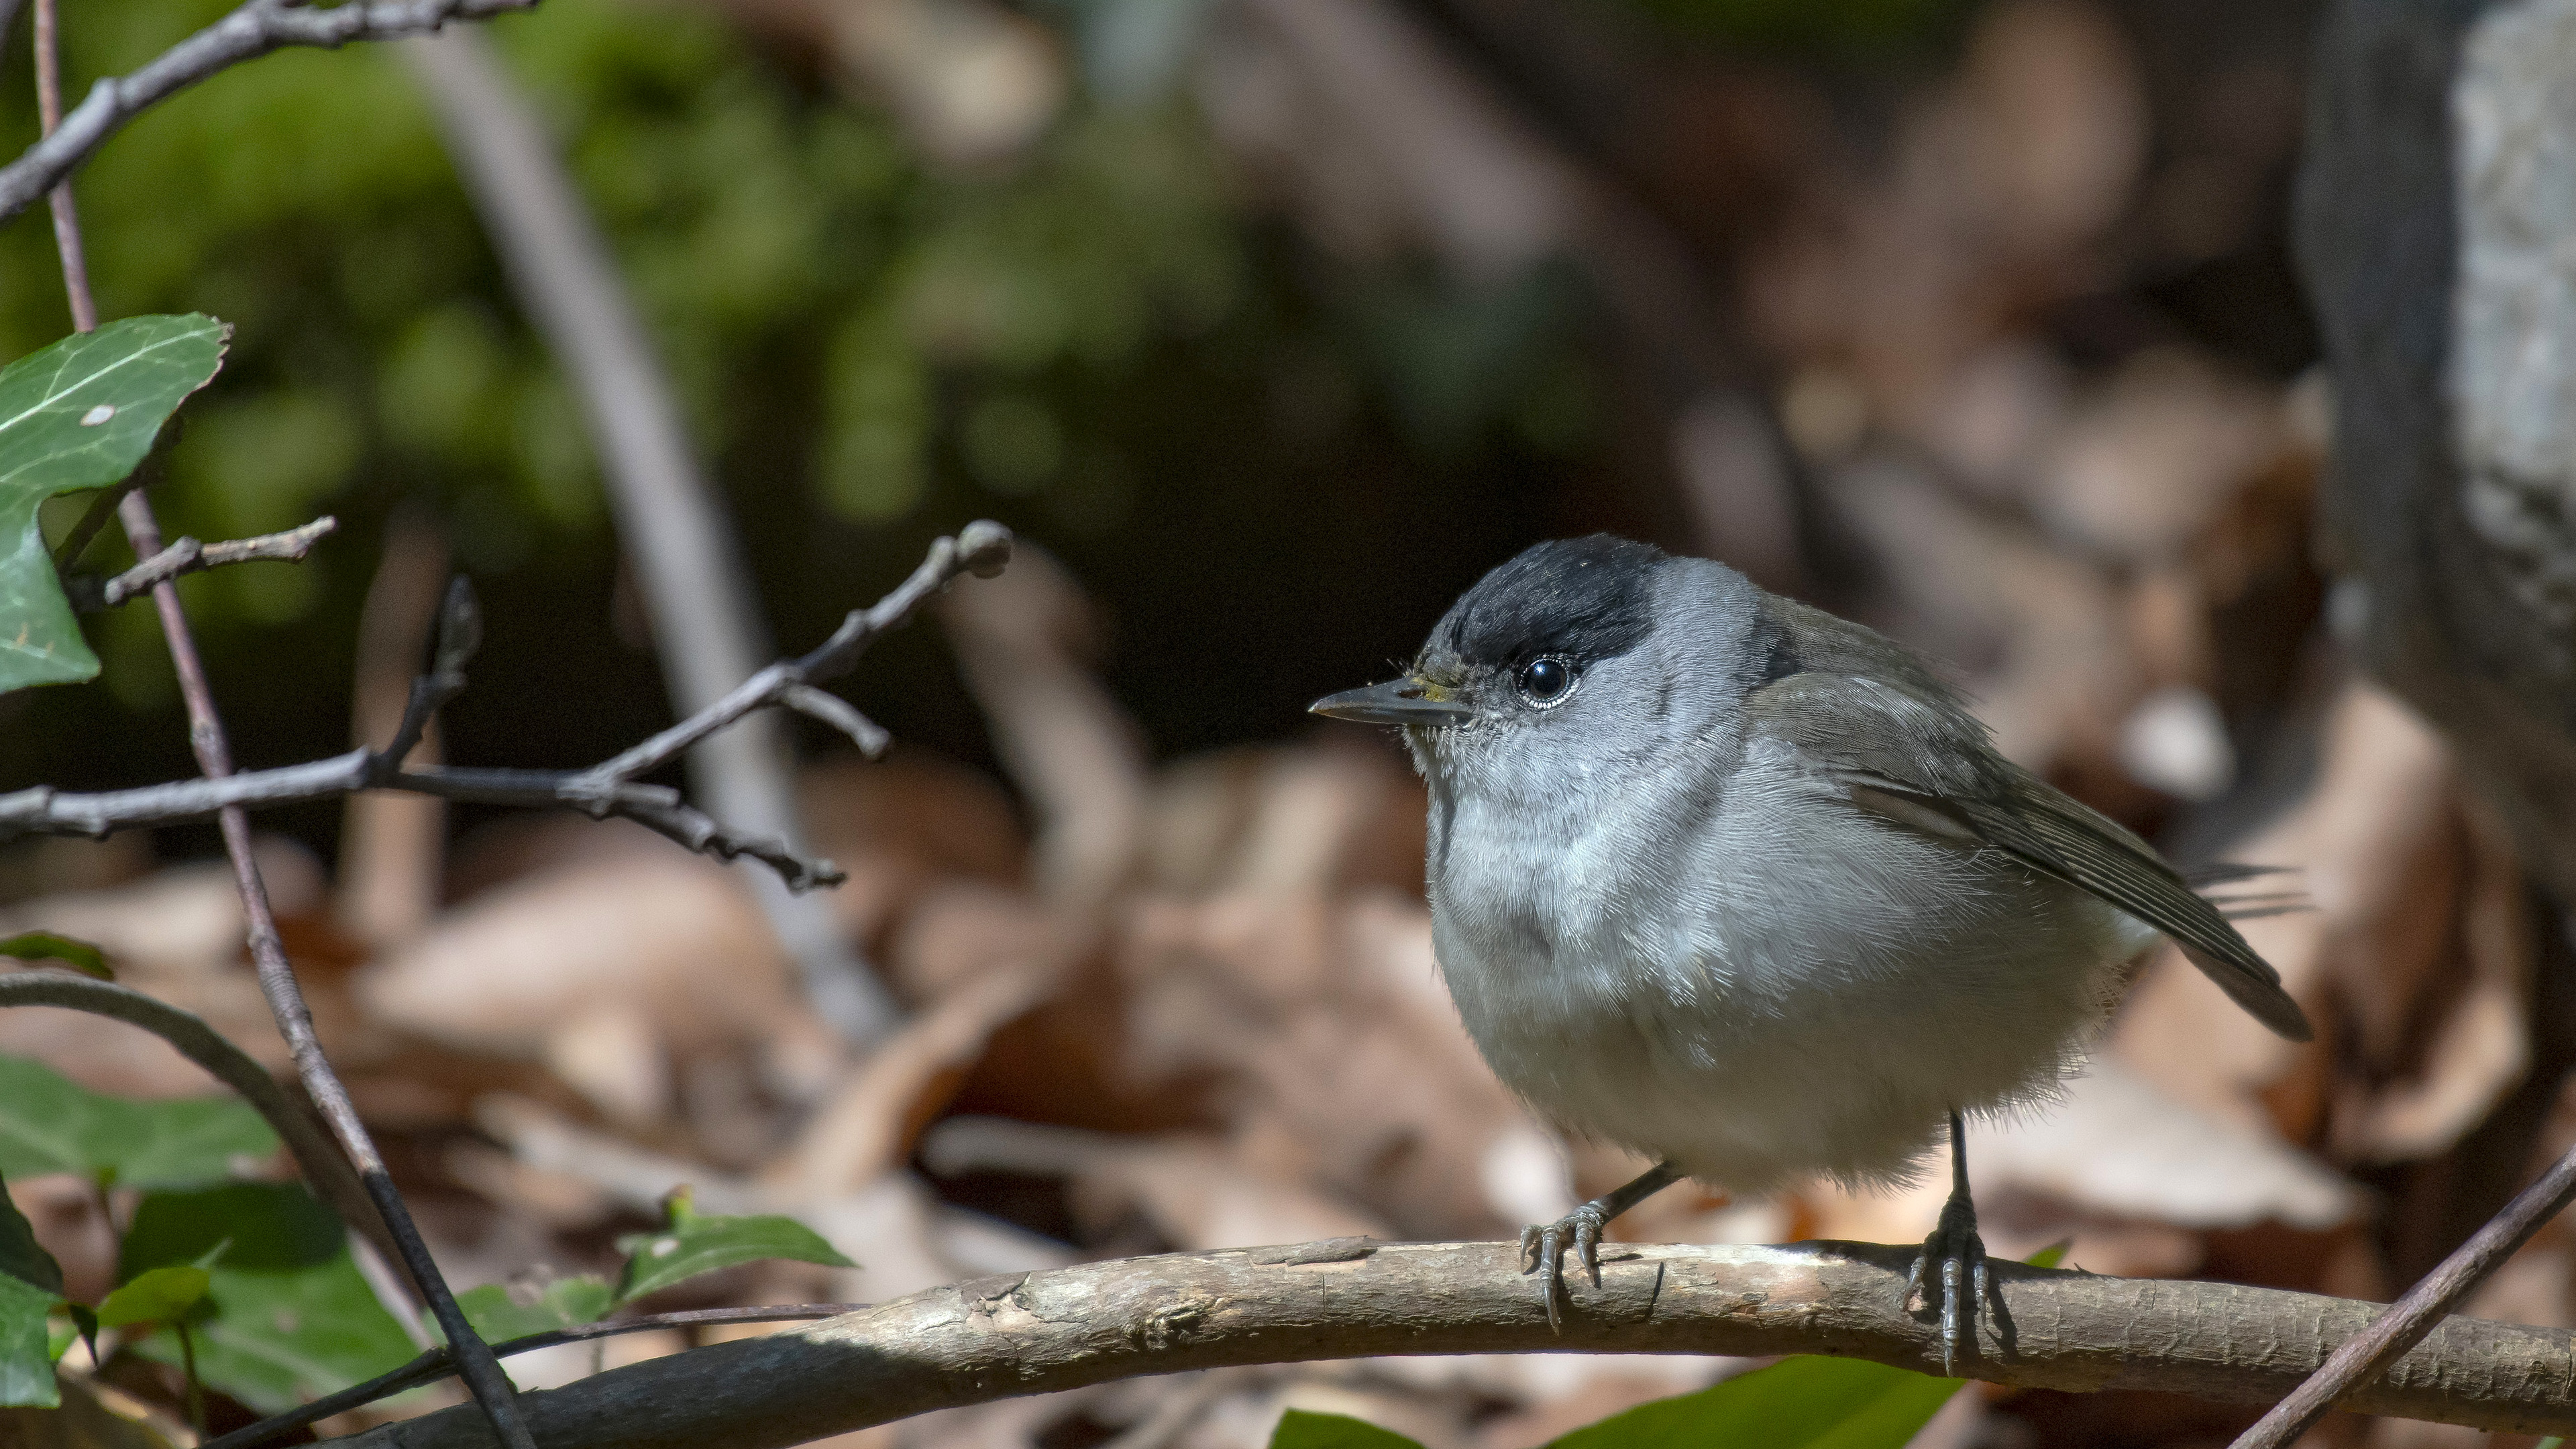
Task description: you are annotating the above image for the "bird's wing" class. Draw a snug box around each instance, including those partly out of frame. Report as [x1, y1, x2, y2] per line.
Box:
[1744, 606, 2314, 1043]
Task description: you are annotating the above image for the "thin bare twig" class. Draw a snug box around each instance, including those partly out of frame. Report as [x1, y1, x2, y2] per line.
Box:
[0, 0, 536, 225]
[332, 1239, 2576, 1449]
[70, 515, 339, 609]
[110, 491, 539, 1449]
[403, 27, 899, 1043]
[203, 1303, 864, 1449]
[0, 524, 1012, 891]
[31, 0, 93, 332]
[30, 10, 531, 1444]
[2231, 1140, 2576, 1446]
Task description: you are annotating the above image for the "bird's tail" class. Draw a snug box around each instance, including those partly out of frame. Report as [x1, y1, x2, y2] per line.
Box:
[2184, 861, 2310, 922]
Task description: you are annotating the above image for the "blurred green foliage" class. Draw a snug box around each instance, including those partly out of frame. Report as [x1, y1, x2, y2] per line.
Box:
[3, 0, 1250, 625]
[0, 0, 1601, 814]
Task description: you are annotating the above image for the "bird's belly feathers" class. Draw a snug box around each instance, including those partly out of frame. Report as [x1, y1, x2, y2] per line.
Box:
[1430, 783, 2154, 1193]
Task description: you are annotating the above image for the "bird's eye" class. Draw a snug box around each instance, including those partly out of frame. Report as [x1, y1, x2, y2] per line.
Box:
[1515, 656, 1576, 708]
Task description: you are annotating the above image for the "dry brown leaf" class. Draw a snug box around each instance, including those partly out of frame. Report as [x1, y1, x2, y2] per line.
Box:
[940, 542, 1150, 909]
[2332, 801, 2532, 1164]
[763, 961, 1058, 1201]
[356, 852, 810, 1059]
[882, 879, 1072, 1002]
[920, 1118, 1387, 1249]
[0, 841, 323, 979]
[1144, 743, 1425, 900]
[2116, 679, 2491, 1158]
[542, 1001, 672, 1130]
[2034, 347, 2293, 562]
[338, 514, 451, 952]
[1972, 1056, 2355, 1230]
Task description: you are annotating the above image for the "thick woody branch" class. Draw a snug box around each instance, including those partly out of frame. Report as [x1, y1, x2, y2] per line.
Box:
[0, 0, 533, 223]
[334, 1239, 2576, 1448]
[206, 1303, 862, 1449]
[0, 525, 1012, 892]
[72, 516, 338, 610]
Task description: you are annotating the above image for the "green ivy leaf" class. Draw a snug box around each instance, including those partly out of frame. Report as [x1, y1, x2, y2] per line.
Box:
[0, 315, 229, 695]
[121, 1183, 411, 1414]
[0, 932, 111, 980]
[1544, 1357, 1962, 1449]
[611, 1189, 853, 1304]
[0, 1055, 276, 1189]
[450, 1275, 614, 1345]
[1268, 1409, 1426, 1449]
[0, 1171, 64, 1408]
[116, 1184, 338, 1281]
[95, 1266, 211, 1330]
[0, 1181, 61, 1302]
[131, 1254, 415, 1415]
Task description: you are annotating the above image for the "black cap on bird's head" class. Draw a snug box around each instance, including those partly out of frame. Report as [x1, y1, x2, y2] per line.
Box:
[1311, 535, 1667, 727]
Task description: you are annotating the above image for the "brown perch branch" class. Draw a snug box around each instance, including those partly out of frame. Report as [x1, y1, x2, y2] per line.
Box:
[333, 1238, 2576, 1448]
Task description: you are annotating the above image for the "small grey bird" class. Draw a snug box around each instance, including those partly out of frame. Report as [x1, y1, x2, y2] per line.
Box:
[1310, 535, 2311, 1368]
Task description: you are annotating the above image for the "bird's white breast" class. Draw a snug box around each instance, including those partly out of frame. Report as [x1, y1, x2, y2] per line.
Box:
[1426, 741, 2153, 1194]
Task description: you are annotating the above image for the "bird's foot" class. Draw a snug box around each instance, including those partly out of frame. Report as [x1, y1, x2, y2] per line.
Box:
[1519, 1203, 1611, 1332]
[1902, 1191, 1991, 1375]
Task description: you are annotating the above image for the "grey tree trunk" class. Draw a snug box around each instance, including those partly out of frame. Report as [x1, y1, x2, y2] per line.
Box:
[2300, 0, 2576, 903]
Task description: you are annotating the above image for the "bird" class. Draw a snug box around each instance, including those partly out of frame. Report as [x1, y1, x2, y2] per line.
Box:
[1308, 535, 2312, 1370]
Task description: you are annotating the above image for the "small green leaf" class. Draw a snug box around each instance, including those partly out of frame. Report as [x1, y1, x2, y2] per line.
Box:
[612, 1198, 853, 1304]
[1545, 1356, 1963, 1449]
[0, 932, 111, 980]
[0, 1173, 63, 1407]
[117, 1183, 335, 1281]
[132, 1254, 415, 1415]
[95, 1266, 211, 1329]
[1268, 1410, 1427, 1449]
[0, 1055, 277, 1189]
[0, 315, 229, 694]
[449, 1275, 614, 1345]
[0, 1180, 61, 1300]
[0, 1272, 57, 1409]
[122, 1184, 411, 1415]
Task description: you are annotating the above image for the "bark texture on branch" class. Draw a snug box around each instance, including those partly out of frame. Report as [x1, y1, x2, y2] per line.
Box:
[335, 1239, 2576, 1448]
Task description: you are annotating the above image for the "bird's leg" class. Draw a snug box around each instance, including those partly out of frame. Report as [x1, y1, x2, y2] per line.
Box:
[1903, 1109, 1992, 1375]
[1519, 1161, 1683, 1331]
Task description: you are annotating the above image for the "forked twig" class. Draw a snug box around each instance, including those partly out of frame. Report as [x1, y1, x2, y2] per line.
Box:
[0, 0, 537, 223]
[69, 516, 339, 609]
[0, 524, 1014, 892]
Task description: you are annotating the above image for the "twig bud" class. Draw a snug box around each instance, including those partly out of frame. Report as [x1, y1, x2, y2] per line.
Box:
[957, 521, 1013, 580]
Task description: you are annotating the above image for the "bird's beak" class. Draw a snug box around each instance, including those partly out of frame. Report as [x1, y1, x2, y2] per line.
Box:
[1309, 676, 1474, 727]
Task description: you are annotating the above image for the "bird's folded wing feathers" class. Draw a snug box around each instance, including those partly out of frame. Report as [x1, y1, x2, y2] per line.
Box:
[1746, 667, 2315, 1043]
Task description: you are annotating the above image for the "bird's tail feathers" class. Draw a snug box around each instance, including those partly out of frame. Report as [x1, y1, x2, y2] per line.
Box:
[2186, 861, 2312, 923]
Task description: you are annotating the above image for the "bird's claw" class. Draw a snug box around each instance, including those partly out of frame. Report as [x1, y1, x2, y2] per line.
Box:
[1519, 1203, 1609, 1332]
[1902, 1193, 1992, 1376]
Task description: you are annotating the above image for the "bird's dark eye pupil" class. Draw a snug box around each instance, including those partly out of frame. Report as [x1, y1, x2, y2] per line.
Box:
[1519, 657, 1571, 703]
